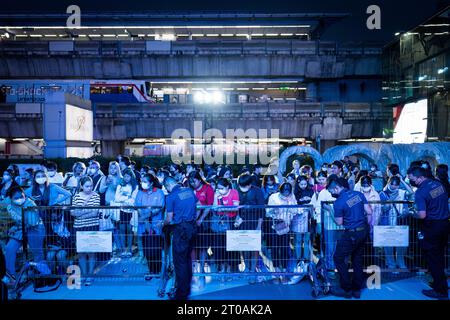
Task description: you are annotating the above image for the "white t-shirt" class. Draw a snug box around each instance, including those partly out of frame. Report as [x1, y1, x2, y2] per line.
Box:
[47, 172, 64, 185]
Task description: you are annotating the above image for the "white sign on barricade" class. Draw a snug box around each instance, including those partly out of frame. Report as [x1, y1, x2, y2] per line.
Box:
[76, 231, 112, 253]
[226, 230, 261, 251]
[373, 226, 409, 247]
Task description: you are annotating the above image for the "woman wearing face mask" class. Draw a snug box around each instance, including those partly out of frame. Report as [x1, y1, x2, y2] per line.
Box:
[135, 174, 165, 279]
[1, 169, 19, 203]
[266, 183, 297, 284]
[212, 178, 240, 280]
[262, 175, 279, 204]
[25, 170, 72, 245]
[379, 176, 412, 271]
[87, 161, 105, 193]
[113, 168, 139, 258]
[355, 175, 381, 229]
[313, 171, 328, 194]
[5, 187, 45, 279]
[292, 176, 313, 276]
[71, 177, 100, 286]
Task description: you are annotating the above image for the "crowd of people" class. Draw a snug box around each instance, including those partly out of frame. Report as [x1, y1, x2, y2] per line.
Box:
[0, 155, 449, 299]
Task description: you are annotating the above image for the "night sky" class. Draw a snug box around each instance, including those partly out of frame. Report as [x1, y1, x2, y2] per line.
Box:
[1, 0, 449, 44]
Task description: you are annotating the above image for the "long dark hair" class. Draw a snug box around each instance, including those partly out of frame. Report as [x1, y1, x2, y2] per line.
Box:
[31, 170, 49, 197]
[187, 170, 208, 188]
[141, 173, 162, 190]
[121, 168, 138, 190]
[262, 175, 276, 187]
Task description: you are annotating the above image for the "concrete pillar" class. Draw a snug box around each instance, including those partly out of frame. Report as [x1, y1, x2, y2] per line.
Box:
[321, 140, 338, 153]
[43, 92, 93, 158]
[306, 82, 318, 101]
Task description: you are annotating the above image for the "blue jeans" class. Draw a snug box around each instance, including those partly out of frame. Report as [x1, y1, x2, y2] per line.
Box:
[324, 229, 343, 271]
[294, 232, 310, 261]
[6, 224, 46, 275]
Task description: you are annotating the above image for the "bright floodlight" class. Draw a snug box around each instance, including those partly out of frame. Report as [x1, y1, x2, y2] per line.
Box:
[212, 91, 224, 104]
[194, 92, 204, 104]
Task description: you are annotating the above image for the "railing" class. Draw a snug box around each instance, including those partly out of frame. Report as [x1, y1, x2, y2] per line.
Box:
[0, 40, 383, 57]
[92, 102, 388, 119]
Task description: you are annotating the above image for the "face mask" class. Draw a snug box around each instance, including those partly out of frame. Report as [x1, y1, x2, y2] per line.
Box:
[13, 198, 26, 206]
[2, 175, 11, 182]
[47, 171, 56, 177]
[35, 177, 47, 185]
[362, 186, 371, 193]
[141, 182, 150, 190]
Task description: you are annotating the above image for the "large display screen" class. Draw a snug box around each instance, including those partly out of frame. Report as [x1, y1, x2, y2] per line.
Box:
[65, 104, 93, 142]
[393, 99, 428, 144]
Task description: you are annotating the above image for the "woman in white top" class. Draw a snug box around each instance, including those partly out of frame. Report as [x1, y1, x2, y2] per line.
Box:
[113, 168, 139, 258]
[266, 183, 297, 284]
[62, 162, 86, 195]
[379, 176, 412, 270]
[354, 175, 381, 230]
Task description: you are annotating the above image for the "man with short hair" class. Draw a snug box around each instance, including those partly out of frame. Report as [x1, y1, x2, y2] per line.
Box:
[162, 177, 198, 300]
[87, 161, 104, 193]
[327, 176, 373, 299]
[408, 166, 449, 300]
[44, 161, 64, 185]
[251, 164, 263, 188]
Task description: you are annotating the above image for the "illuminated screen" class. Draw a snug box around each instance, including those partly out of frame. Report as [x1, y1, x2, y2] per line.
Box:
[65, 104, 93, 142]
[393, 99, 428, 144]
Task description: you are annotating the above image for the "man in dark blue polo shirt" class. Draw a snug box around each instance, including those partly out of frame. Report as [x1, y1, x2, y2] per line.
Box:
[327, 176, 373, 299]
[408, 166, 449, 300]
[162, 176, 198, 300]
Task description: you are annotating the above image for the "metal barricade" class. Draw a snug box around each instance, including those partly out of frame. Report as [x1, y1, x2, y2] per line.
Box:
[320, 200, 450, 274]
[14, 204, 319, 285]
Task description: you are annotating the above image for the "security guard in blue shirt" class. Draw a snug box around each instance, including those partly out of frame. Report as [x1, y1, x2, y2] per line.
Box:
[327, 176, 373, 299]
[161, 176, 198, 300]
[408, 166, 449, 300]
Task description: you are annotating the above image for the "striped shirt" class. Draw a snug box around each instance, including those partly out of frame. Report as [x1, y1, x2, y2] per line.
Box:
[72, 192, 100, 229]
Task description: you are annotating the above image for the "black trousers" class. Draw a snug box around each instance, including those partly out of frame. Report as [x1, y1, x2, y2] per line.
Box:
[420, 219, 450, 294]
[142, 231, 163, 275]
[333, 227, 369, 292]
[171, 222, 196, 300]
